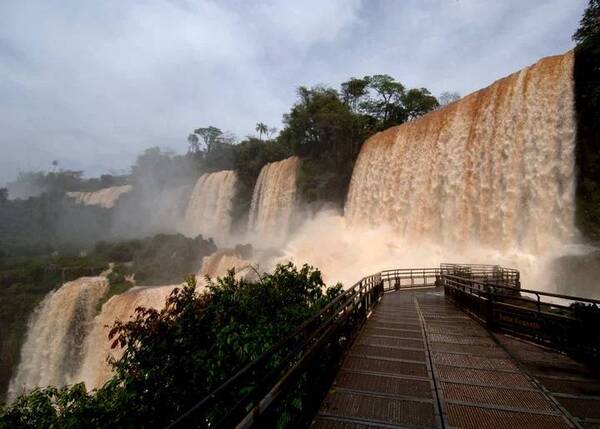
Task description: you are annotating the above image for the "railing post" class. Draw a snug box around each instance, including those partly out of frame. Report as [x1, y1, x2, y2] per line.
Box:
[487, 287, 495, 329]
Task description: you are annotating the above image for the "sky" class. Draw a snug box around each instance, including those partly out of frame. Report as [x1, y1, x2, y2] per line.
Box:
[0, 0, 588, 185]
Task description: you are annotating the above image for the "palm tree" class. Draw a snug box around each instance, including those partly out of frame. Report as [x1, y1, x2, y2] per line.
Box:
[255, 122, 268, 141]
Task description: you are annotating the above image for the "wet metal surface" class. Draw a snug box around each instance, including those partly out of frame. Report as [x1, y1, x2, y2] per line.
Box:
[313, 288, 596, 429]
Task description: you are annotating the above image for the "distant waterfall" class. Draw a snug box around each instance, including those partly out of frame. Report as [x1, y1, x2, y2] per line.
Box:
[345, 52, 576, 252]
[183, 171, 237, 244]
[247, 157, 300, 245]
[77, 285, 176, 390]
[7, 277, 108, 401]
[199, 250, 251, 281]
[67, 185, 132, 208]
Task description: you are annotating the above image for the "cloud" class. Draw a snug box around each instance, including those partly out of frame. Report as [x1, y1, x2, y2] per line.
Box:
[0, 0, 587, 184]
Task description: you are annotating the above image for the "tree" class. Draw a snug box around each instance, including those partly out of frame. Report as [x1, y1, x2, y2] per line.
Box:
[402, 88, 439, 120]
[187, 133, 200, 154]
[573, 0, 600, 240]
[0, 188, 7, 204]
[341, 77, 370, 112]
[255, 122, 268, 141]
[51, 160, 58, 172]
[438, 91, 461, 107]
[574, 0, 600, 45]
[192, 126, 224, 153]
[363, 74, 405, 125]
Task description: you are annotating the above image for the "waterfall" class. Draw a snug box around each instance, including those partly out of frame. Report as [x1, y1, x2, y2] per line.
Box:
[67, 185, 132, 208]
[77, 285, 177, 390]
[345, 52, 576, 253]
[199, 250, 252, 281]
[111, 184, 191, 239]
[247, 157, 300, 245]
[7, 277, 108, 401]
[182, 171, 237, 244]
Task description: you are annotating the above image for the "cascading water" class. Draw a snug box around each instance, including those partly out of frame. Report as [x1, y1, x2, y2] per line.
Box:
[4, 51, 586, 403]
[77, 285, 177, 390]
[199, 250, 252, 281]
[345, 52, 576, 253]
[282, 52, 580, 293]
[247, 157, 300, 245]
[182, 170, 237, 244]
[67, 185, 133, 208]
[7, 277, 109, 401]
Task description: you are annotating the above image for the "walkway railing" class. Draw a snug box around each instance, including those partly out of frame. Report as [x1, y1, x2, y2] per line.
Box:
[167, 273, 383, 428]
[442, 272, 600, 362]
[167, 263, 598, 428]
[381, 267, 441, 290]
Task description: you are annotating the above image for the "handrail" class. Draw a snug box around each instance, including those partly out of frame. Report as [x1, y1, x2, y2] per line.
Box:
[442, 273, 600, 305]
[167, 263, 599, 429]
[442, 270, 600, 364]
[167, 273, 383, 428]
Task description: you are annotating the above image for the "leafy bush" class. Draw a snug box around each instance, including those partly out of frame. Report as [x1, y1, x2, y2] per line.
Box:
[574, 0, 600, 241]
[0, 233, 215, 404]
[0, 263, 342, 428]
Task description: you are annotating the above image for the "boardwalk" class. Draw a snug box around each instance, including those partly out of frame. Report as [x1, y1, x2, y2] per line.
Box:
[314, 288, 600, 429]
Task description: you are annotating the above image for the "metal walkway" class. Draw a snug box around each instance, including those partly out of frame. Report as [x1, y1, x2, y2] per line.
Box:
[314, 288, 600, 429]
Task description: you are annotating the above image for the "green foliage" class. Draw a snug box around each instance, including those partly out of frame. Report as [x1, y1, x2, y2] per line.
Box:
[279, 86, 369, 205]
[187, 73, 440, 213]
[230, 137, 293, 227]
[130, 147, 198, 189]
[96, 265, 135, 312]
[0, 233, 215, 404]
[0, 263, 342, 428]
[93, 234, 217, 286]
[6, 170, 129, 201]
[0, 191, 114, 258]
[126, 234, 216, 285]
[255, 122, 268, 140]
[574, 0, 600, 241]
[574, 0, 600, 45]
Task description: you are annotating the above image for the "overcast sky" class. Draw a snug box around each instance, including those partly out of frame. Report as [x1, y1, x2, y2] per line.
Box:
[0, 0, 588, 185]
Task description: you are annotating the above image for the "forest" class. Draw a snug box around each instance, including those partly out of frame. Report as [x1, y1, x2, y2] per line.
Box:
[1, 1, 599, 426]
[0, 71, 442, 408]
[0, 73, 444, 257]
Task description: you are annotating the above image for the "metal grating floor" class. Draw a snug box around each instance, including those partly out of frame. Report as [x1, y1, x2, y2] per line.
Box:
[312, 288, 599, 429]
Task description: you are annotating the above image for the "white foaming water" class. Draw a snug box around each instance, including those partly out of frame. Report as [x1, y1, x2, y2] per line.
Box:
[280, 211, 560, 293]
[182, 171, 237, 244]
[247, 157, 300, 246]
[199, 250, 251, 279]
[280, 52, 581, 296]
[345, 52, 576, 253]
[77, 285, 177, 390]
[7, 51, 589, 401]
[7, 277, 109, 401]
[67, 185, 132, 209]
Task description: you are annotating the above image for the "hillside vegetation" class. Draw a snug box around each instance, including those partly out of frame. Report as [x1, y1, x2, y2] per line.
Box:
[0, 234, 216, 404]
[0, 263, 341, 428]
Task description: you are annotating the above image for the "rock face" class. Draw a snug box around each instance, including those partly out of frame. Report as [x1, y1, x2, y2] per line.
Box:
[346, 52, 576, 253]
